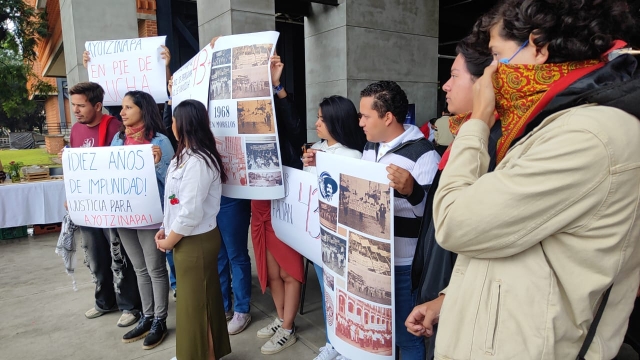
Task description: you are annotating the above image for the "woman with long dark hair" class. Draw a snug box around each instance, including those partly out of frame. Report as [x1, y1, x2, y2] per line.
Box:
[111, 90, 174, 350]
[155, 99, 231, 360]
[302, 95, 365, 360]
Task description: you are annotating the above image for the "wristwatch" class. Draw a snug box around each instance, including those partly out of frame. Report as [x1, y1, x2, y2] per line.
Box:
[273, 83, 284, 93]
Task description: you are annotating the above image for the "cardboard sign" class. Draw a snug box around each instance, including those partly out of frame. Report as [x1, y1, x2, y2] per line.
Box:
[271, 167, 322, 265]
[171, 45, 214, 111]
[208, 31, 284, 200]
[85, 36, 168, 106]
[62, 145, 163, 228]
[316, 152, 395, 360]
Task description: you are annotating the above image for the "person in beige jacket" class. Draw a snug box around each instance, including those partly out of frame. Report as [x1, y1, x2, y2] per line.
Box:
[431, 1, 640, 359]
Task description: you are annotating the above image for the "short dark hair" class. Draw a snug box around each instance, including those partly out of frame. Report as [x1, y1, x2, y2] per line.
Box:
[173, 100, 228, 183]
[117, 91, 166, 141]
[69, 82, 105, 106]
[360, 81, 409, 123]
[318, 96, 367, 152]
[486, 0, 636, 63]
[457, 15, 493, 79]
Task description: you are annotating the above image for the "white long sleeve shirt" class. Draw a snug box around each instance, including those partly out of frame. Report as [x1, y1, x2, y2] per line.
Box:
[163, 152, 222, 236]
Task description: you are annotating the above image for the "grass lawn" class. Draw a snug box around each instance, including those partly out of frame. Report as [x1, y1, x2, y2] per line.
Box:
[0, 148, 60, 168]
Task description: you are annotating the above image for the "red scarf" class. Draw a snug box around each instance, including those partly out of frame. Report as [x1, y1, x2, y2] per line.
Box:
[124, 125, 151, 145]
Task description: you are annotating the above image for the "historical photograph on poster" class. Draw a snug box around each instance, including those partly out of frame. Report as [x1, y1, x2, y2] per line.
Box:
[338, 174, 391, 240]
[320, 202, 338, 232]
[246, 141, 280, 170]
[209, 66, 231, 100]
[212, 48, 231, 67]
[215, 137, 247, 186]
[335, 289, 393, 356]
[237, 99, 275, 134]
[232, 44, 273, 70]
[232, 66, 270, 99]
[347, 232, 391, 305]
[248, 171, 282, 187]
[324, 271, 335, 291]
[321, 228, 346, 277]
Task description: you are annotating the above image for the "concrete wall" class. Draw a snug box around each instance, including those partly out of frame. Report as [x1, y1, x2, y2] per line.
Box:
[197, 0, 275, 48]
[59, 0, 138, 88]
[305, 0, 439, 142]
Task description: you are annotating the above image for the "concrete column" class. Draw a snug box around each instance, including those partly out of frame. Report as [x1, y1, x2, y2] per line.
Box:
[59, 0, 138, 88]
[305, 0, 439, 142]
[197, 0, 275, 47]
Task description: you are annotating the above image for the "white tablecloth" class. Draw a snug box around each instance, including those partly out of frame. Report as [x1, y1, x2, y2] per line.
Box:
[0, 180, 67, 228]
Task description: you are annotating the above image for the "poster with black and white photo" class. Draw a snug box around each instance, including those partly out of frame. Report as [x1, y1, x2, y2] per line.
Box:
[316, 152, 395, 360]
[207, 31, 283, 199]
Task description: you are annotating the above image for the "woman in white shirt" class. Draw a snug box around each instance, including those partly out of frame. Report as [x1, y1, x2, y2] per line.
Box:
[155, 100, 231, 360]
[302, 95, 366, 360]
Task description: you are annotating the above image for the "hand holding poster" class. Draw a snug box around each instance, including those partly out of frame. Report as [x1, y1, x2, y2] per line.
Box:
[208, 31, 284, 200]
[85, 36, 168, 106]
[62, 145, 163, 228]
[315, 152, 395, 360]
[171, 45, 214, 111]
[271, 166, 322, 265]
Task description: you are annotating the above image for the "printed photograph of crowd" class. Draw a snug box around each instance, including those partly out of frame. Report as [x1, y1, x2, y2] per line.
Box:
[246, 141, 280, 170]
[320, 202, 338, 232]
[232, 44, 273, 70]
[209, 66, 231, 100]
[324, 271, 335, 292]
[237, 99, 274, 134]
[212, 48, 231, 67]
[215, 136, 247, 186]
[338, 174, 391, 240]
[232, 66, 270, 99]
[347, 232, 392, 305]
[321, 228, 346, 277]
[248, 171, 282, 187]
[335, 289, 393, 356]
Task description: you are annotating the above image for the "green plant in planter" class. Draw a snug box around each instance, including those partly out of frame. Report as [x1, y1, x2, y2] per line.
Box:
[4, 161, 24, 183]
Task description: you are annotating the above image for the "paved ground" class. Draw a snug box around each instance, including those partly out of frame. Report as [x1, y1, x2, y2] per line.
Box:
[0, 232, 326, 360]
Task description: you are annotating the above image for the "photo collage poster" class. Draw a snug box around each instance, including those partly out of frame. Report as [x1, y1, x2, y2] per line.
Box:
[208, 31, 284, 199]
[315, 152, 395, 360]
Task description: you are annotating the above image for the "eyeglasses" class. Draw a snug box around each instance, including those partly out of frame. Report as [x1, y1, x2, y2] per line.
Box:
[499, 40, 529, 64]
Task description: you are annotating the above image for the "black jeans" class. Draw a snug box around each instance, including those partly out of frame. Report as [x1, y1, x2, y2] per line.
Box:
[78, 226, 141, 312]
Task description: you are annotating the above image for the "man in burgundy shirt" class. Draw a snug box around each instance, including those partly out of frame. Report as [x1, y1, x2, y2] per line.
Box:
[66, 82, 142, 327]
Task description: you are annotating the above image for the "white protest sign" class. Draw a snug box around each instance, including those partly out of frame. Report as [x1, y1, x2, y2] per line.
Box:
[271, 167, 321, 265]
[315, 152, 395, 360]
[85, 36, 168, 106]
[62, 145, 163, 228]
[207, 31, 284, 200]
[171, 45, 214, 111]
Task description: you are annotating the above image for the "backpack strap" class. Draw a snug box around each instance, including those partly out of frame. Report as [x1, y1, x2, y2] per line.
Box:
[98, 115, 113, 147]
[576, 285, 613, 360]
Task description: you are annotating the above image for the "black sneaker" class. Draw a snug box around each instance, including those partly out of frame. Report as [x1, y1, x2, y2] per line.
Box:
[143, 317, 168, 350]
[122, 315, 153, 343]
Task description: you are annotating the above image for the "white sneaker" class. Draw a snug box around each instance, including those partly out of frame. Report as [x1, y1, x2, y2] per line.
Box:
[336, 356, 351, 360]
[313, 343, 339, 360]
[228, 312, 251, 335]
[257, 317, 283, 338]
[170, 357, 177, 360]
[261, 326, 297, 355]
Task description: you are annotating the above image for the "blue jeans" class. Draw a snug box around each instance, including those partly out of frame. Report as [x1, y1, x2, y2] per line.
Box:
[314, 263, 330, 343]
[166, 250, 176, 291]
[217, 196, 252, 313]
[395, 265, 426, 359]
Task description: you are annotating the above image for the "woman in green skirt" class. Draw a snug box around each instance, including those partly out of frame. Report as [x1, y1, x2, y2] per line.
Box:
[155, 99, 231, 360]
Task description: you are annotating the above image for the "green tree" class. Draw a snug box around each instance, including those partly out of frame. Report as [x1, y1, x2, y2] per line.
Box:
[0, 0, 55, 131]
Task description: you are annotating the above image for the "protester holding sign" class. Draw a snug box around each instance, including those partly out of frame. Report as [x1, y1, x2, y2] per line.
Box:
[154, 99, 231, 360]
[358, 81, 440, 359]
[251, 54, 306, 355]
[110, 91, 174, 350]
[302, 95, 366, 360]
[64, 81, 143, 328]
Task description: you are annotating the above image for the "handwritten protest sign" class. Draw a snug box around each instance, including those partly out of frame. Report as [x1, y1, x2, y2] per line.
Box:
[62, 145, 163, 228]
[85, 36, 168, 106]
[171, 45, 213, 111]
[271, 167, 322, 265]
[208, 31, 284, 200]
[316, 152, 395, 360]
